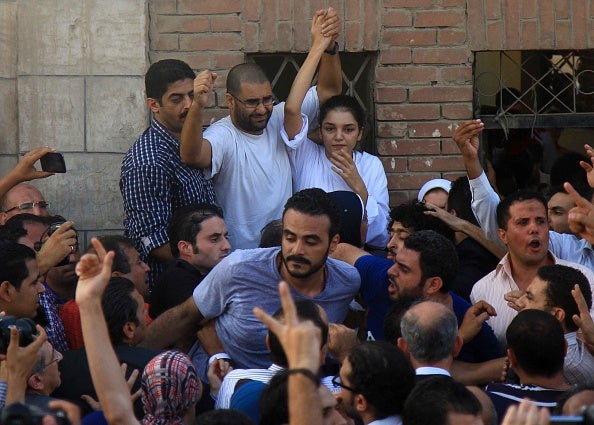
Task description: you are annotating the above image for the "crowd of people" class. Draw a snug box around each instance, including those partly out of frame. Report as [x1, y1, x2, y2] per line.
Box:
[4, 7, 594, 425]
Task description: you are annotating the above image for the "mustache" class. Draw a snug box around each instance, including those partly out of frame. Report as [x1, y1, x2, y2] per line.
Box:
[285, 255, 311, 265]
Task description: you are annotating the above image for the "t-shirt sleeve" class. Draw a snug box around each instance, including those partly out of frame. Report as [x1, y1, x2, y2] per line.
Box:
[193, 256, 237, 319]
[354, 255, 392, 303]
[204, 123, 235, 179]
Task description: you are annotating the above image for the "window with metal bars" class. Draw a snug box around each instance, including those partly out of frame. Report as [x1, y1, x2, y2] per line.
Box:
[248, 52, 377, 153]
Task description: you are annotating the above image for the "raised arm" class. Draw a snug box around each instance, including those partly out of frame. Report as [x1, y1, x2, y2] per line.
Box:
[315, 7, 342, 105]
[453, 120, 484, 180]
[0, 147, 55, 200]
[284, 11, 332, 139]
[75, 238, 138, 425]
[179, 70, 217, 168]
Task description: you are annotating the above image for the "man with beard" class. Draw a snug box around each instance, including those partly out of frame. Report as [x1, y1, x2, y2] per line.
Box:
[120, 59, 216, 287]
[141, 189, 360, 378]
[179, 8, 342, 250]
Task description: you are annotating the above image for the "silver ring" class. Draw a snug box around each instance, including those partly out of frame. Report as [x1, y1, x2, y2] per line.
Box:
[69, 245, 74, 253]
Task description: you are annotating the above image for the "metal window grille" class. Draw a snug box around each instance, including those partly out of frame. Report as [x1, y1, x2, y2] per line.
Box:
[248, 52, 377, 153]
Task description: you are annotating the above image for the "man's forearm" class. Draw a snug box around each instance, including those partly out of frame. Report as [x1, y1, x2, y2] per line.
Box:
[141, 297, 202, 350]
[180, 103, 210, 168]
[316, 50, 342, 105]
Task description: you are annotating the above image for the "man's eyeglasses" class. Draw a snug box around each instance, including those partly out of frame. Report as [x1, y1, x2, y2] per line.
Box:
[331, 375, 358, 393]
[229, 93, 276, 109]
[45, 347, 63, 368]
[3, 201, 51, 214]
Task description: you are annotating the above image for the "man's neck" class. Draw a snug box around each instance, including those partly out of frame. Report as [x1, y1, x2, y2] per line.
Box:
[277, 254, 326, 298]
[178, 257, 208, 275]
[412, 359, 452, 372]
[44, 280, 74, 302]
[516, 369, 570, 391]
[426, 291, 453, 310]
[508, 253, 554, 291]
[154, 117, 181, 140]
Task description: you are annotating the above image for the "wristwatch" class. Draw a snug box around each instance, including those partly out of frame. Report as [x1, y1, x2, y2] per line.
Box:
[325, 41, 339, 55]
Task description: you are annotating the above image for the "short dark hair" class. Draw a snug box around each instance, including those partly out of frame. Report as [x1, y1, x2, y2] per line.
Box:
[447, 177, 479, 226]
[506, 309, 565, 377]
[400, 302, 459, 363]
[403, 230, 459, 292]
[259, 220, 283, 248]
[268, 300, 329, 367]
[402, 376, 482, 425]
[346, 341, 415, 418]
[226, 63, 269, 95]
[0, 225, 28, 243]
[259, 370, 299, 425]
[4, 213, 51, 230]
[145, 59, 195, 103]
[168, 203, 224, 257]
[101, 277, 140, 345]
[496, 190, 547, 230]
[283, 188, 341, 238]
[0, 240, 37, 290]
[389, 201, 455, 242]
[537, 264, 592, 332]
[93, 235, 135, 275]
[320, 95, 365, 129]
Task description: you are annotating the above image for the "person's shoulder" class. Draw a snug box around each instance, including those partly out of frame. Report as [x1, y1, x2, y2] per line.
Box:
[123, 126, 176, 168]
[327, 257, 361, 283]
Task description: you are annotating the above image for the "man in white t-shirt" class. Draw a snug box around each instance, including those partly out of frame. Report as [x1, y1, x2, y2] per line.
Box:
[179, 8, 342, 249]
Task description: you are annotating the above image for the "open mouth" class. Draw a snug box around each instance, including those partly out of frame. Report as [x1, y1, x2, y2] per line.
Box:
[528, 239, 541, 250]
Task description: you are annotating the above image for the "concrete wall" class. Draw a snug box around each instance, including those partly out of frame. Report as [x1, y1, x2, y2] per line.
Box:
[0, 0, 148, 245]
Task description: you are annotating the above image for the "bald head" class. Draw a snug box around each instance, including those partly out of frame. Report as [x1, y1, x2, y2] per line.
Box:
[400, 301, 459, 363]
[0, 184, 48, 224]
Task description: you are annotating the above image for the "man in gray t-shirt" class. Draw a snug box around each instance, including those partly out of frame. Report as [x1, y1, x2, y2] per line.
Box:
[142, 188, 361, 375]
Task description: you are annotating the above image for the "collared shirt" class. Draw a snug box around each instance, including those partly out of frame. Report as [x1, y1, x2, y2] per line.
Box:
[216, 363, 284, 409]
[470, 252, 594, 348]
[120, 119, 216, 286]
[469, 171, 594, 268]
[39, 283, 68, 353]
[564, 331, 594, 385]
[415, 366, 451, 377]
[369, 415, 402, 425]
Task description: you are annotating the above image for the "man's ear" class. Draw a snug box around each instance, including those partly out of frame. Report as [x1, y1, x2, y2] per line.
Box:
[423, 277, 443, 295]
[452, 335, 464, 358]
[507, 348, 517, 369]
[397, 337, 410, 358]
[551, 307, 566, 326]
[0, 281, 12, 303]
[225, 93, 234, 109]
[123, 322, 137, 343]
[498, 228, 508, 245]
[27, 374, 43, 391]
[354, 393, 368, 413]
[328, 234, 340, 254]
[178, 240, 194, 257]
[146, 98, 161, 114]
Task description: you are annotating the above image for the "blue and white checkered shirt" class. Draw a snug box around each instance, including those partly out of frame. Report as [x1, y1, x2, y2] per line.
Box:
[120, 119, 216, 286]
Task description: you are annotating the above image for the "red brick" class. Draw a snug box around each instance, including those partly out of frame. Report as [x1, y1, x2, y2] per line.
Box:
[202, 109, 229, 126]
[438, 29, 466, 45]
[151, 0, 176, 14]
[521, 21, 538, 49]
[278, 0, 292, 21]
[441, 139, 461, 154]
[410, 87, 472, 103]
[215, 89, 229, 108]
[363, 0, 381, 50]
[213, 52, 244, 69]
[179, 33, 242, 51]
[440, 65, 473, 84]
[376, 87, 408, 103]
[388, 173, 441, 190]
[384, 10, 412, 27]
[346, 21, 363, 51]
[441, 103, 473, 119]
[555, 21, 572, 48]
[467, 2, 486, 50]
[377, 139, 441, 155]
[380, 48, 412, 65]
[377, 104, 440, 121]
[415, 10, 465, 28]
[211, 16, 242, 32]
[442, 0, 464, 6]
[572, 0, 588, 49]
[149, 52, 214, 70]
[244, 0, 261, 21]
[151, 34, 179, 51]
[556, 0, 571, 19]
[157, 16, 209, 33]
[485, 1, 501, 19]
[539, 1, 555, 46]
[383, 29, 436, 46]
[504, 1, 520, 49]
[243, 22, 259, 52]
[376, 122, 408, 138]
[520, 0, 537, 18]
[383, 0, 435, 7]
[389, 191, 411, 207]
[379, 156, 407, 173]
[486, 21, 504, 50]
[409, 122, 454, 138]
[376, 66, 439, 85]
[260, 2, 278, 51]
[408, 155, 464, 171]
[443, 172, 467, 181]
[413, 48, 470, 65]
[277, 21, 293, 51]
[345, 0, 360, 21]
[178, 0, 242, 14]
